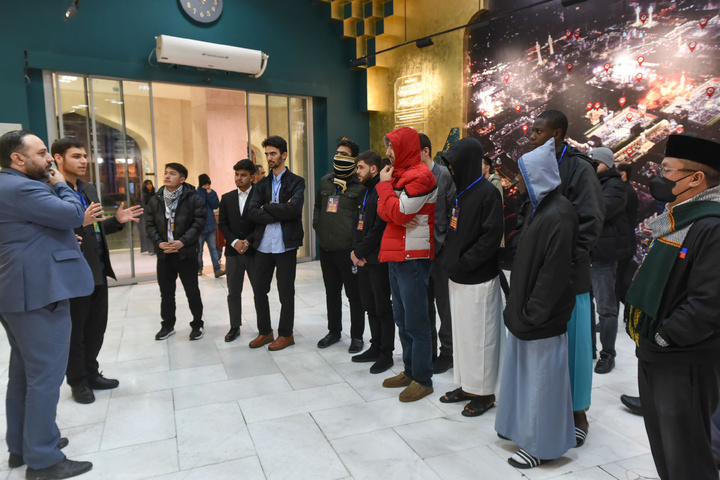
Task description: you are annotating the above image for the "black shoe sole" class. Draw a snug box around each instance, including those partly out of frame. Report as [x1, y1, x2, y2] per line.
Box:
[370, 361, 393, 374]
[317, 337, 341, 349]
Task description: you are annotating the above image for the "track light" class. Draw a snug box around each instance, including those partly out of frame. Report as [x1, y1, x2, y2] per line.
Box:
[416, 37, 434, 48]
[65, 0, 80, 20]
[561, 0, 590, 6]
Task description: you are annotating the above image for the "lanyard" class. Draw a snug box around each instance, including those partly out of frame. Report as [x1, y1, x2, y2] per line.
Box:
[361, 185, 377, 211]
[74, 184, 88, 209]
[557, 144, 568, 164]
[455, 175, 483, 206]
[272, 175, 282, 202]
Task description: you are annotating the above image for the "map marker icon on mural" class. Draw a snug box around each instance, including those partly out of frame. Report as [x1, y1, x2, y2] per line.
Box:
[689, 41, 697, 52]
[677, 127, 685, 134]
[626, 112, 633, 122]
[480, 108, 486, 116]
[574, 28, 581, 39]
[567, 62, 573, 73]
[586, 102, 593, 111]
[604, 63, 611, 72]
[636, 73, 643, 82]
[637, 56, 644, 66]
[515, 104, 522, 113]
[595, 102, 601, 110]
[640, 13, 648, 24]
[707, 87, 716, 98]
[522, 125, 528, 134]
[627, 147, 634, 156]
[504, 74, 510, 82]
[619, 97, 627, 107]
[565, 29, 572, 40]
[699, 17, 709, 29]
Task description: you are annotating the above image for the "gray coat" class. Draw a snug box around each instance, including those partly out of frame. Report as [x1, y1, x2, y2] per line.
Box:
[430, 161, 456, 254]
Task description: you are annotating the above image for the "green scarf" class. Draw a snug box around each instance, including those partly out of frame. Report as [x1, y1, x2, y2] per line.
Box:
[626, 194, 720, 346]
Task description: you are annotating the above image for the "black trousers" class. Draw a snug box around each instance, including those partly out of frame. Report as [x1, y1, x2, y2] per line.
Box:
[638, 357, 720, 480]
[254, 250, 296, 337]
[428, 251, 452, 358]
[157, 254, 204, 330]
[357, 263, 394, 356]
[226, 253, 257, 328]
[319, 248, 365, 339]
[66, 280, 108, 386]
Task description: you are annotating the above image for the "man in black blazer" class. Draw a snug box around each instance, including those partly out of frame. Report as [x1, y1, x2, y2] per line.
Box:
[53, 139, 143, 405]
[218, 159, 258, 342]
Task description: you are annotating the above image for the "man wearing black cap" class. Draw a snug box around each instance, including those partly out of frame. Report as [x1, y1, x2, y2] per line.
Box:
[313, 138, 366, 353]
[197, 173, 224, 278]
[625, 135, 720, 480]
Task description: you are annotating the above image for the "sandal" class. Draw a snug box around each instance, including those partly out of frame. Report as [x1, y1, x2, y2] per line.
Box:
[508, 449, 546, 469]
[574, 426, 588, 447]
[439, 387, 476, 404]
[461, 397, 495, 417]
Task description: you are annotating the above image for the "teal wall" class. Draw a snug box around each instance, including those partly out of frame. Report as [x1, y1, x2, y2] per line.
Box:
[0, 0, 370, 189]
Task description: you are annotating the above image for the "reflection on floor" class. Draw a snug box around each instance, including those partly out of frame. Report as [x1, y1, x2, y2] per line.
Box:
[0, 262, 659, 479]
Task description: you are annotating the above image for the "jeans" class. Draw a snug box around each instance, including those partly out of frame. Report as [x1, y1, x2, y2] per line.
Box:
[388, 259, 433, 386]
[591, 261, 618, 357]
[198, 230, 221, 272]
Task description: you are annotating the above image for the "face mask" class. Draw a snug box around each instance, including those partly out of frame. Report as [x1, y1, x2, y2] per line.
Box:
[649, 173, 693, 203]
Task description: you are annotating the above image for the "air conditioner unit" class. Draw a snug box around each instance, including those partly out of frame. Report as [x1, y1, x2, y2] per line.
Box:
[155, 35, 269, 78]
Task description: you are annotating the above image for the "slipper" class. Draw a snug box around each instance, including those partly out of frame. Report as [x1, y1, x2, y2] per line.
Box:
[574, 426, 587, 447]
[508, 449, 545, 469]
[462, 398, 495, 417]
[439, 387, 475, 404]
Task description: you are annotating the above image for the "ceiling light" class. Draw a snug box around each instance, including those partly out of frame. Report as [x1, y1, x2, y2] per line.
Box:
[65, 0, 80, 20]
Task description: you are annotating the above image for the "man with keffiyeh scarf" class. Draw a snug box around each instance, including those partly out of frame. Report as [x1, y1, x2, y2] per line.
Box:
[313, 138, 366, 354]
[626, 135, 720, 480]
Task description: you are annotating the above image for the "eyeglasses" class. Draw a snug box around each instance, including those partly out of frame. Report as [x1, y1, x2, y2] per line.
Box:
[658, 166, 695, 178]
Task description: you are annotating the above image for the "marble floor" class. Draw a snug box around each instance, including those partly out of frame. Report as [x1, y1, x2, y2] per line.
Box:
[0, 261, 661, 480]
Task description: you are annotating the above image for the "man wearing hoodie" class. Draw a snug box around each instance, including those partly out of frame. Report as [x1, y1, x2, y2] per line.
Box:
[495, 137, 579, 469]
[588, 147, 629, 374]
[145, 163, 207, 341]
[438, 138, 505, 417]
[377, 127, 438, 402]
[196, 174, 224, 278]
[529, 110, 604, 445]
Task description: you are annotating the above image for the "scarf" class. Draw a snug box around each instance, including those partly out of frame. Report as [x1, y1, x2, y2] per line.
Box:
[332, 154, 356, 194]
[163, 185, 184, 241]
[625, 185, 720, 345]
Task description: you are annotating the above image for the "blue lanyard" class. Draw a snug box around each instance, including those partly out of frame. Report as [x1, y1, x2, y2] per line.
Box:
[557, 145, 568, 164]
[455, 175, 483, 206]
[362, 185, 377, 211]
[272, 175, 282, 202]
[74, 184, 88, 209]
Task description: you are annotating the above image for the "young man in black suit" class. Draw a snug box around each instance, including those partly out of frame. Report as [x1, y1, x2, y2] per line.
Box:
[218, 159, 258, 342]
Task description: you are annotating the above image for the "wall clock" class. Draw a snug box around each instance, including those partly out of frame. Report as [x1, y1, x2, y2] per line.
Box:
[179, 0, 223, 24]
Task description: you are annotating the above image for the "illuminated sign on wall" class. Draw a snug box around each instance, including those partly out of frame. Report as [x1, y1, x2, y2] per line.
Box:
[394, 73, 427, 131]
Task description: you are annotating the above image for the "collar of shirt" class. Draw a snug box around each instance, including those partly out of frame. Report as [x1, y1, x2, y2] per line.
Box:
[273, 168, 287, 183]
[237, 185, 252, 197]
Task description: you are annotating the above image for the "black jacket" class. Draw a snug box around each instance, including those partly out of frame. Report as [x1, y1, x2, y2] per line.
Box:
[313, 172, 364, 251]
[218, 187, 257, 257]
[638, 216, 720, 364]
[441, 138, 503, 285]
[592, 167, 631, 263]
[72, 179, 122, 284]
[145, 184, 206, 260]
[557, 143, 605, 293]
[504, 188, 579, 341]
[352, 174, 386, 264]
[623, 181, 639, 253]
[248, 168, 305, 250]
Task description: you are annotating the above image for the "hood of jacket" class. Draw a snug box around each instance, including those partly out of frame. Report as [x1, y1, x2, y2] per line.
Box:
[386, 127, 421, 176]
[441, 137, 485, 191]
[519, 137, 561, 210]
[598, 166, 622, 184]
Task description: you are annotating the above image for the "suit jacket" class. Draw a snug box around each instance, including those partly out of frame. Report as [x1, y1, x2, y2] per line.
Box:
[73, 179, 122, 284]
[218, 187, 257, 257]
[0, 168, 94, 313]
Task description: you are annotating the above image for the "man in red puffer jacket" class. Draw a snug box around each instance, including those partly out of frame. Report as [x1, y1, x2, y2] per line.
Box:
[376, 126, 437, 402]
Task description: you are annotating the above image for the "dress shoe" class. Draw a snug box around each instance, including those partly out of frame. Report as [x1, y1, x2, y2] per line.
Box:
[214, 269, 226, 278]
[87, 373, 119, 390]
[268, 335, 295, 351]
[352, 345, 380, 363]
[433, 354, 453, 374]
[317, 332, 341, 349]
[594, 353, 615, 374]
[25, 457, 92, 480]
[71, 384, 95, 404]
[225, 326, 240, 342]
[399, 381, 434, 402]
[370, 354, 393, 374]
[198, 268, 203, 276]
[9, 438, 68, 468]
[620, 395, 643, 416]
[382, 372, 413, 388]
[249, 332, 274, 348]
[348, 337, 364, 354]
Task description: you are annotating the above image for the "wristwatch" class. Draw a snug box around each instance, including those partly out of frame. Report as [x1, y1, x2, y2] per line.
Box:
[654, 332, 669, 348]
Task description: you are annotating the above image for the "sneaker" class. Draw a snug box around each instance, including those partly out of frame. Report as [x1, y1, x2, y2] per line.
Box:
[399, 381, 434, 402]
[155, 326, 175, 340]
[189, 327, 205, 340]
[214, 269, 226, 278]
[594, 353, 615, 374]
[382, 372, 413, 388]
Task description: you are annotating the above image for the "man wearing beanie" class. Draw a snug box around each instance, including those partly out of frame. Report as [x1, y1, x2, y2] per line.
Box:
[588, 147, 629, 374]
[197, 173, 224, 278]
[313, 138, 366, 353]
[626, 135, 720, 479]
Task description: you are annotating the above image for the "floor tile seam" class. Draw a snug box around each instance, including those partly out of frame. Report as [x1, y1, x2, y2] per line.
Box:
[580, 418, 651, 451]
[238, 389, 367, 425]
[309, 411, 352, 479]
[95, 434, 179, 456]
[171, 373, 291, 411]
[597, 455, 657, 480]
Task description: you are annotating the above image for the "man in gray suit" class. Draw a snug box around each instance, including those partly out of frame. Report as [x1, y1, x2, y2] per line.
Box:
[0, 130, 94, 479]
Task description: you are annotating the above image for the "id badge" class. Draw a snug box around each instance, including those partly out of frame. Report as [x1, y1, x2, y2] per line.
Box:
[357, 213, 365, 231]
[326, 195, 339, 213]
[93, 222, 100, 233]
[169, 217, 175, 233]
[449, 205, 459, 231]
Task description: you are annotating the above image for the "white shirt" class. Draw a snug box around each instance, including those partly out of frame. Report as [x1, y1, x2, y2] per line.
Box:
[230, 186, 252, 248]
